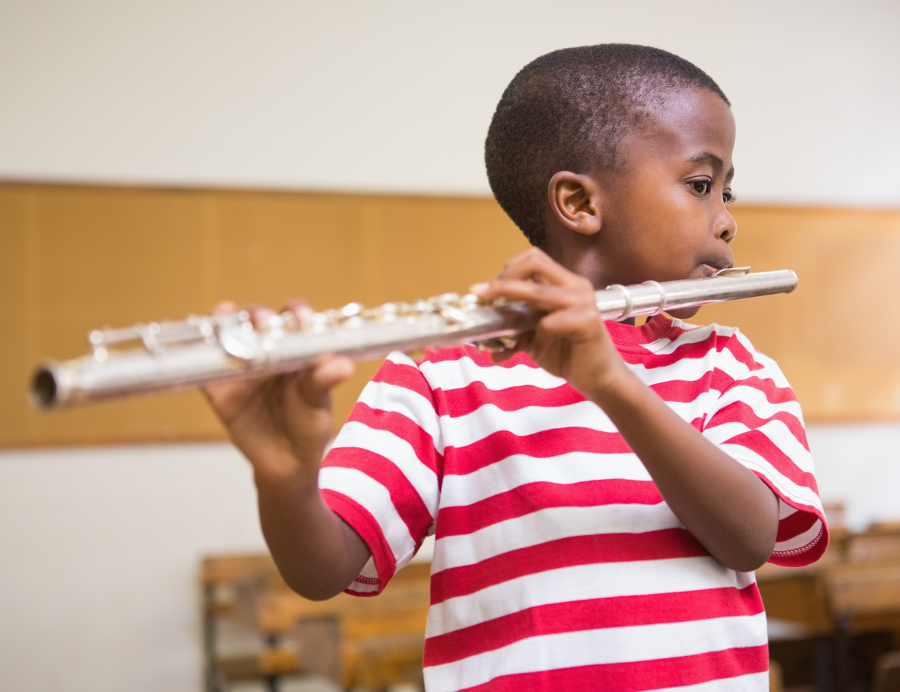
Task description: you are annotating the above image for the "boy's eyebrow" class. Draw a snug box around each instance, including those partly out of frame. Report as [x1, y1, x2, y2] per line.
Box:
[688, 152, 735, 180]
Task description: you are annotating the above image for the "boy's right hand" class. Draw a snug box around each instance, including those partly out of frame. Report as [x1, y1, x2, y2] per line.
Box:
[202, 300, 356, 493]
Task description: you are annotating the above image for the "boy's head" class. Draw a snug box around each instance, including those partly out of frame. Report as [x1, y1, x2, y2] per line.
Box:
[485, 44, 738, 292]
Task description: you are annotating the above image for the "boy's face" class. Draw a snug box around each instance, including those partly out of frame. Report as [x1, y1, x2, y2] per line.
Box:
[560, 88, 737, 293]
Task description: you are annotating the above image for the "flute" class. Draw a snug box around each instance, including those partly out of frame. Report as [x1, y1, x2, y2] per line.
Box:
[29, 267, 796, 411]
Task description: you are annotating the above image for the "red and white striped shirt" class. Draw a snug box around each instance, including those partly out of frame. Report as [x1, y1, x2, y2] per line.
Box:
[320, 314, 827, 691]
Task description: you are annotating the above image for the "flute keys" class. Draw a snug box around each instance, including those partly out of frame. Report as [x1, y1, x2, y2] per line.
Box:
[89, 330, 109, 362]
[193, 316, 218, 344]
[412, 300, 432, 315]
[339, 303, 364, 328]
[430, 293, 470, 325]
[365, 302, 399, 321]
[341, 303, 363, 318]
[260, 313, 287, 334]
[307, 312, 332, 332]
[476, 335, 519, 353]
[142, 323, 163, 353]
[219, 325, 265, 362]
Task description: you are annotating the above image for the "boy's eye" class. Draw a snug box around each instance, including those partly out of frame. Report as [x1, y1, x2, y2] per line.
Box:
[691, 180, 711, 196]
[723, 191, 737, 205]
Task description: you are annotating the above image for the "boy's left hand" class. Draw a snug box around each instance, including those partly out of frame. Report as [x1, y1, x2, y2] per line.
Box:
[472, 247, 627, 400]
[474, 248, 779, 573]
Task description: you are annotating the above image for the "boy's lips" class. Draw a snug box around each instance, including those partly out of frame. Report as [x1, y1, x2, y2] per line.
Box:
[700, 262, 732, 277]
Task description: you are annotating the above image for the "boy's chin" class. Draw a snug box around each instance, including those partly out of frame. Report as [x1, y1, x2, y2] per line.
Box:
[665, 306, 702, 320]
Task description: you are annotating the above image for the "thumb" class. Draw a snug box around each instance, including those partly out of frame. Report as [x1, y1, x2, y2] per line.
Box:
[293, 355, 356, 409]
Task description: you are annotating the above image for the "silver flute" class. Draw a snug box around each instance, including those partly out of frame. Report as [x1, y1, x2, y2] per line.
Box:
[30, 267, 796, 410]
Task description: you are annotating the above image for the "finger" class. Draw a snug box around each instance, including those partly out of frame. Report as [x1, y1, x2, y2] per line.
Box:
[213, 301, 279, 330]
[243, 304, 277, 329]
[471, 279, 588, 313]
[539, 305, 607, 340]
[496, 248, 578, 286]
[293, 355, 356, 409]
[282, 298, 315, 324]
[312, 355, 355, 391]
[499, 246, 553, 276]
[201, 375, 264, 425]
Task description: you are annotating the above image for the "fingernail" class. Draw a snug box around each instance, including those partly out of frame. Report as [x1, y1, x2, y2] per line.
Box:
[470, 282, 490, 295]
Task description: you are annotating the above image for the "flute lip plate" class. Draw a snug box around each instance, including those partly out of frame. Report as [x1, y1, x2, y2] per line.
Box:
[713, 266, 751, 277]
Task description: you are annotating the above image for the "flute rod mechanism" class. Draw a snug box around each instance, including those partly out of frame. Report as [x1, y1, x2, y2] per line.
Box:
[29, 268, 797, 411]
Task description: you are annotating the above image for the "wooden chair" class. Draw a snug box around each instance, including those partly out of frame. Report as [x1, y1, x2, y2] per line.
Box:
[873, 651, 900, 692]
[848, 522, 900, 564]
[756, 519, 900, 692]
[203, 553, 432, 692]
[825, 559, 900, 623]
[768, 659, 784, 692]
[254, 560, 431, 690]
[201, 554, 310, 692]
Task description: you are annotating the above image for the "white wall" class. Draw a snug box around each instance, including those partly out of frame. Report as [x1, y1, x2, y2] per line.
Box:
[1, 0, 899, 205]
[0, 444, 431, 692]
[807, 423, 900, 532]
[2, 2, 900, 691]
[0, 444, 264, 692]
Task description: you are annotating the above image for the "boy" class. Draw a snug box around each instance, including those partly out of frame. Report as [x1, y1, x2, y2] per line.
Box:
[206, 45, 827, 690]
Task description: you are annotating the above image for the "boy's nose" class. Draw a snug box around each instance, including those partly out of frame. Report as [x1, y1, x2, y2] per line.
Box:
[717, 213, 737, 243]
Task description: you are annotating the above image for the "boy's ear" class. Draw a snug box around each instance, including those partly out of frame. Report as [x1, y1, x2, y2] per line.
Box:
[547, 172, 603, 236]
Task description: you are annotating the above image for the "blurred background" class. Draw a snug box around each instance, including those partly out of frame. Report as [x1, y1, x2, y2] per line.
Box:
[1, 1, 899, 691]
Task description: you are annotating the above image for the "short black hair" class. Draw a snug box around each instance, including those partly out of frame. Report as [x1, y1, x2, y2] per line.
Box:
[485, 44, 730, 247]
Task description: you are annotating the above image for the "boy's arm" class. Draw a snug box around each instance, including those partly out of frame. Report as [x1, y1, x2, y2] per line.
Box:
[203, 303, 371, 600]
[474, 248, 779, 573]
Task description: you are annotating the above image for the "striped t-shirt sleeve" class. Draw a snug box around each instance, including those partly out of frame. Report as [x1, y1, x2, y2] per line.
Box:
[319, 352, 442, 595]
[701, 329, 828, 566]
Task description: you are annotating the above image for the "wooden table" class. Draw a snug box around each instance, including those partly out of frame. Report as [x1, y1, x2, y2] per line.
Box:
[202, 554, 431, 691]
[757, 525, 900, 691]
[203, 526, 900, 691]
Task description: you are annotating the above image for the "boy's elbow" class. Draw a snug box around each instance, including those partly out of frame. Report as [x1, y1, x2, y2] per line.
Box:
[283, 574, 351, 601]
[276, 560, 360, 601]
[722, 497, 779, 572]
[728, 552, 770, 574]
[718, 538, 775, 573]
[300, 585, 346, 601]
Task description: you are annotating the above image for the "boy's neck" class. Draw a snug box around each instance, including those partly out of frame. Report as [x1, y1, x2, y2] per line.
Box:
[541, 232, 610, 291]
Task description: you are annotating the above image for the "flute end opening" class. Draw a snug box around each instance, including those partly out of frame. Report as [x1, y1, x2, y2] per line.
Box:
[29, 367, 59, 411]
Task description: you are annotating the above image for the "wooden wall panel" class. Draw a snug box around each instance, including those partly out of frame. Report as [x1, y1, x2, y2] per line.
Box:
[0, 183, 529, 446]
[703, 206, 900, 421]
[1, 182, 898, 446]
